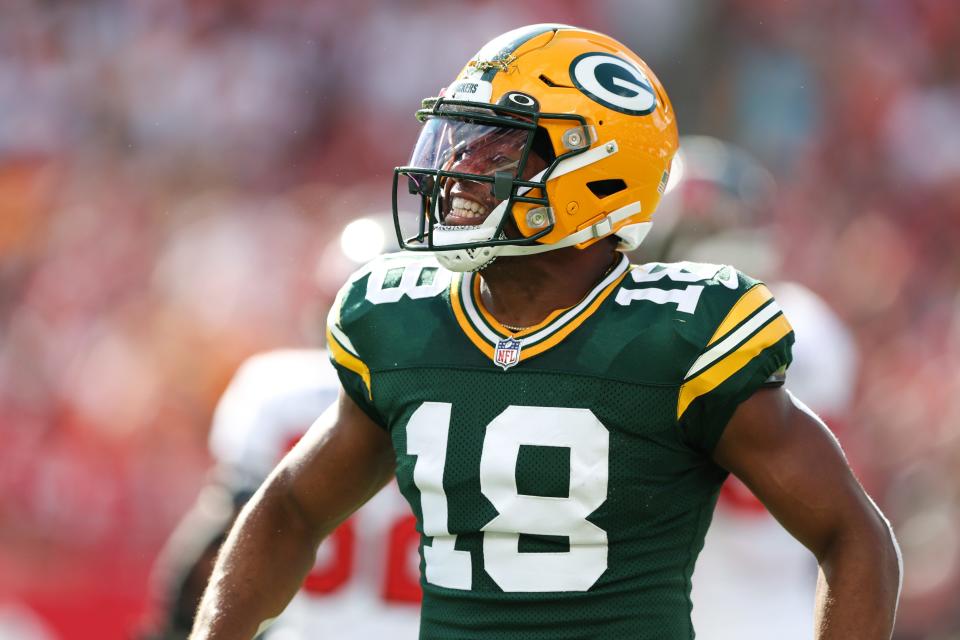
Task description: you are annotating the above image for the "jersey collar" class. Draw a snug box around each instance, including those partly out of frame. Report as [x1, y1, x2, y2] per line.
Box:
[450, 254, 630, 364]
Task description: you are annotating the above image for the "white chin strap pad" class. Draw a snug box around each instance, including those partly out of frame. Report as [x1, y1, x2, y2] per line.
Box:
[496, 203, 648, 257]
[436, 245, 498, 272]
[433, 199, 510, 272]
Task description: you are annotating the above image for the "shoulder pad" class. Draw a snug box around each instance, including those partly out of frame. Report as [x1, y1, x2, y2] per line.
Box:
[208, 349, 340, 489]
[331, 253, 449, 329]
[669, 263, 793, 423]
[615, 261, 745, 326]
[627, 261, 740, 290]
[326, 252, 452, 398]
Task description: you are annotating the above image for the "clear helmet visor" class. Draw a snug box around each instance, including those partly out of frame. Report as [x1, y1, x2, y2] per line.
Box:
[409, 116, 528, 176]
[402, 116, 535, 231]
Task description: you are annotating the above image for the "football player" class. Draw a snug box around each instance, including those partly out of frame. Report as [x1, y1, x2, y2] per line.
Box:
[139, 349, 421, 640]
[637, 136, 861, 639]
[191, 25, 900, 639]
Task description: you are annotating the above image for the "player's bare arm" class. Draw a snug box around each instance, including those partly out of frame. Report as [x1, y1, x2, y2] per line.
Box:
[189, 389, 395, 639]
[140, 483, 238, 639]
[714, 387, 901, 639]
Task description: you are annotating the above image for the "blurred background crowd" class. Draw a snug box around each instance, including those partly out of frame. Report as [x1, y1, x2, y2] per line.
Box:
[1, 0, 958, 638]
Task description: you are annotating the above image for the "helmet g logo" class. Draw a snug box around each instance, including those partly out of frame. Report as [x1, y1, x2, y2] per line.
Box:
[569, 53, 657, 116]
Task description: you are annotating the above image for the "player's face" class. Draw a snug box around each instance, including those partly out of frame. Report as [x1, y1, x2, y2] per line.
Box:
[407, 117, 548, 229]
[440, 130, 547, 227]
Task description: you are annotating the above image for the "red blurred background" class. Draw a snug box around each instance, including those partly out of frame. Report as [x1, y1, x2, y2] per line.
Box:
[1, 1, 959, 638]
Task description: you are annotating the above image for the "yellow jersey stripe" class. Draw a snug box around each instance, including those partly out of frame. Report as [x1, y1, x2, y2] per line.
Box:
[450, 275, 495, 358]
[707, 284, 774, 347]
[450, 259, 630, 363]
[519, 269, 631, 360]
[686, 300, 782, 380]
[458, 255, 629, 347]
[326, 326, 373, 400]
[677, 313, 792, 420]
[472, 276, 573, 338]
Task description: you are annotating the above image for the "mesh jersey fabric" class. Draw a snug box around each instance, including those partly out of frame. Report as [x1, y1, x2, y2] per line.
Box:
[327, 253, 793, 639]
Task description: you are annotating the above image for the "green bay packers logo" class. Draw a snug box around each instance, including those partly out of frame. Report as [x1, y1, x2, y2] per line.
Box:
[569, 52, 657, 116]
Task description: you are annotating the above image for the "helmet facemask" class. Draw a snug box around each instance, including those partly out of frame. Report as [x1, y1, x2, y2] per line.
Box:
[393, 98, 590, 271]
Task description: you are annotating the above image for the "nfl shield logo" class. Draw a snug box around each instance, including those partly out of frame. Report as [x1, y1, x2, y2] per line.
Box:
[493, 337, 522, 371]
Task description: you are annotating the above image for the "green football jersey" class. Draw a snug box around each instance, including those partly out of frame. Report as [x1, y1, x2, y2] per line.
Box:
[327, 252, 793, 640]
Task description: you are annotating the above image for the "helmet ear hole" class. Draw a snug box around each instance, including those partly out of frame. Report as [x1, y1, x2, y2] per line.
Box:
[587, 179, 627, 199]
[531, 127, 556, 164]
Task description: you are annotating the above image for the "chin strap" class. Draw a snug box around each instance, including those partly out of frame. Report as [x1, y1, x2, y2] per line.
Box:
[495, 202, 648, 256]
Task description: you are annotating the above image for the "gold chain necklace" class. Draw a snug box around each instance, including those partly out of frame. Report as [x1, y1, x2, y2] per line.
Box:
[495, 253, 622, 335]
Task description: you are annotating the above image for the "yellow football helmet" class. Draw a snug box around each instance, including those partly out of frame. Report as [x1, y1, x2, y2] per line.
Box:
[393, 24, 680, 272]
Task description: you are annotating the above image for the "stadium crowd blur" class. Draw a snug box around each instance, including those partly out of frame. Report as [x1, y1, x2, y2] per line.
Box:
[1, 1, 958, 638]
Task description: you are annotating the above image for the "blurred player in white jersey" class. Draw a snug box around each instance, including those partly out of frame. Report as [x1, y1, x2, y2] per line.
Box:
[637, 136, 860, 639]
[138, 219, 421, 640]
[139, 350, 421, 640]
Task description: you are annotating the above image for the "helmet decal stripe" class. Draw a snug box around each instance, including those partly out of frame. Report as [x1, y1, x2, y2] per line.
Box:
[471, 24, 566, 81]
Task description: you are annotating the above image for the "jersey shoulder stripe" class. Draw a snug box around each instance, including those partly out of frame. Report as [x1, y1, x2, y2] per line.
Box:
[326, 260, 375, 399]
[677, 284, 793, 419]
[687, 286, 780, 378]
[706, 283, 774, 346]
[327, 323, 372, 399]
[327, 252, 446, 401]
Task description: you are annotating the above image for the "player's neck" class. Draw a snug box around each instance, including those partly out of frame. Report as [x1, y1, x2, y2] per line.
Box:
[477, 240, 621, 330]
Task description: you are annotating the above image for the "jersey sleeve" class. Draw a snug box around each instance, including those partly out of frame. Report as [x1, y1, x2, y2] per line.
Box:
[326, 265, 387, 429]
[677, 274, 795, 452]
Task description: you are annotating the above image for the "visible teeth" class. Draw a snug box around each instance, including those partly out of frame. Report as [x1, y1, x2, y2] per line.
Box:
[450, 197, 488, 219]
